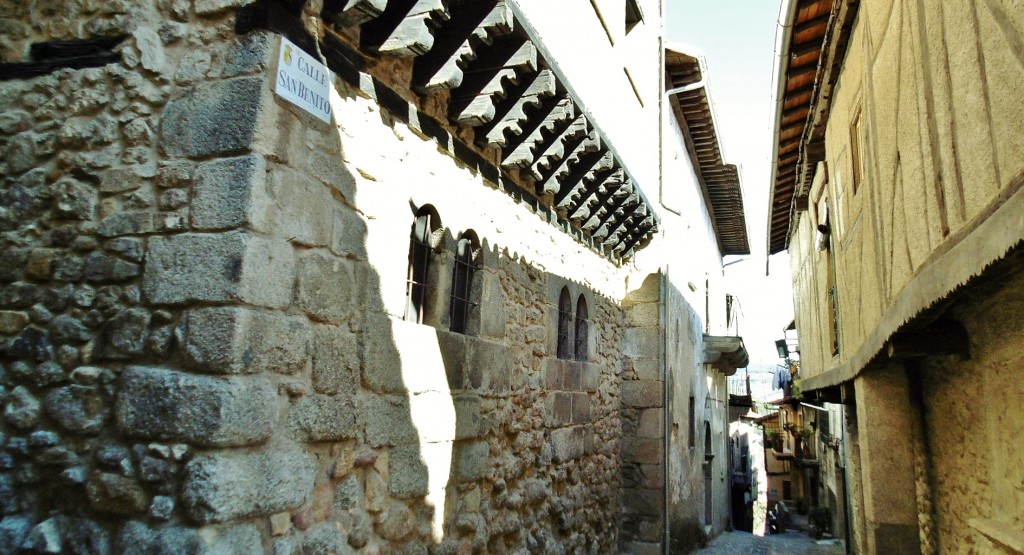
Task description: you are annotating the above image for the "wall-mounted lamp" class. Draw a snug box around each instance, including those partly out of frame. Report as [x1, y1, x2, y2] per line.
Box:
[775, 339, 789, 359]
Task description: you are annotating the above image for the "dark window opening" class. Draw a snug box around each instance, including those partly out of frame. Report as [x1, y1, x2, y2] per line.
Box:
[449, 230, 480, 334]
[850, 110, 864, 195]
[557, 287, 573, 359]
[625, 0, 644, 33]
[405, 207, 441, 324]
[688, 395, 696, 448]
[824, 211, 840, 356]
[574, 295, 589, 361]
[0, 36, 127, 81]
[704, 420, 713, 455]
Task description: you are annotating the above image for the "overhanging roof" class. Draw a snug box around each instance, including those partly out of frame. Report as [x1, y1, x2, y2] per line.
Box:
[666, 49, 750, 256]
[248, 0, 662, 260]
[766, 0, 857, 254]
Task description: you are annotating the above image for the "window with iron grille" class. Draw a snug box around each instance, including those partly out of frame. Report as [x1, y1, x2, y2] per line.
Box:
[449, 231, 480, 334]
[405, 207, 441, 324]
[574, 295, 589, 361]
[557, 287, 572, 359]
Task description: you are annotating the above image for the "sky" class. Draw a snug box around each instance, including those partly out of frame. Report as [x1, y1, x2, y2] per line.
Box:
[666, 0, 796, 365]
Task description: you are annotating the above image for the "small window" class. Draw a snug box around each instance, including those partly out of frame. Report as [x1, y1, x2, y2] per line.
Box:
[625, 0, 643, 33]
[688, 395, 696, 448]
[850, 109, 864, 195]
[557, 287, 573, 359]
[574, 295, 589, 361]
[405, 206, 442, 324]
[823, 211, 840, 356]
[449, 230, 481, 334]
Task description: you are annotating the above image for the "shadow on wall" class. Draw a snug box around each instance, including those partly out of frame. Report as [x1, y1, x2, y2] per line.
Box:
[294, 35, 627, 554]
[0, 7, 635, 550]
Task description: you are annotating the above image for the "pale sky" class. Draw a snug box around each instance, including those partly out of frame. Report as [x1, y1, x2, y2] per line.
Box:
[667, 0, 796, 364]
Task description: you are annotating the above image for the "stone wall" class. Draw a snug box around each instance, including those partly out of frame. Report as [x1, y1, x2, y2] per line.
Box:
[0, 2, 639, 553]
[618, 273, 732, 554]
[920, 256, 1024, 554]
[619, 273, 664, 553]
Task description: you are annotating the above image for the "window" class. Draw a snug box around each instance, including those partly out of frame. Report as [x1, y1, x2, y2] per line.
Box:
[449, 230, 480, 334]
[574, 295, 589, 361]
[625, 0, 643, 33]
[405, 206, 442, 324]
[823, 211, 840, 356]
[688, 395, 696, 448]
[850, 109, 864, 195]
[557, 287, 573, 359]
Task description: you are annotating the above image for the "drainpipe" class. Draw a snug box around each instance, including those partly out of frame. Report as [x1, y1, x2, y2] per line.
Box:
[659, 62, 708, 217]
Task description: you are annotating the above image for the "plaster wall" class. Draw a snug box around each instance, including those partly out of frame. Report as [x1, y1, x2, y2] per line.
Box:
[513, 0, 662, 193]
[633, 101, 728, 336]
[789, 0, 1024, 380]
[920, 265, 1024, 554]
[663, 279, 729, 549]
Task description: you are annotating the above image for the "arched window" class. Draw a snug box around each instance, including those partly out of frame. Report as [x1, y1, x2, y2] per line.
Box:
[557, 287, 572, 359]
[574, 295, 589, 361]
[405, 206, 441, 324]
[449, 230, 480, 334]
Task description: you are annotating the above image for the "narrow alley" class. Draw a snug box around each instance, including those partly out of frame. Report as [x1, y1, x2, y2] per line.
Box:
[695, 530, 844, 555]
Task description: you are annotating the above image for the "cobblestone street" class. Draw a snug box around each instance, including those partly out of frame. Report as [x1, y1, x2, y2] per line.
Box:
[693, 531, 845, 554]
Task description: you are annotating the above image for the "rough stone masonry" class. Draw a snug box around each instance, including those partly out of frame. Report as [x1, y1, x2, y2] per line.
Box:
[0, 1, 646, 553]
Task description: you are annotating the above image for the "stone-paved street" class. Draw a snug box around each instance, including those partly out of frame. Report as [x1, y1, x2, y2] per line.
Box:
[693, 531, 845, 554]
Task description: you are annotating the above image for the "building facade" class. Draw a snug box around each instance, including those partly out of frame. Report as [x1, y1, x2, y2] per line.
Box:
[0, 0, 749, 553]
[768, 0, 1024, 553]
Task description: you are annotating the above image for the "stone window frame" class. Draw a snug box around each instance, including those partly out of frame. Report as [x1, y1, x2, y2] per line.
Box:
[449, 229, 482, 335]
[404, 205, 446, 326]
[574, 294, 589, 362]
[549, 279, 596, 362]
[557, 286, 573, 359]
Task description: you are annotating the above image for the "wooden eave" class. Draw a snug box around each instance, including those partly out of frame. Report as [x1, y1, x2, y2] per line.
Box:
[767, 0, 858, 254]
[666, 49, 750, 256]
[238, 0, 660, 261]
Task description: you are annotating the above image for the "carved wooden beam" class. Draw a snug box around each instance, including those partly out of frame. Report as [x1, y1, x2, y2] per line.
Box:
[474, 69, 556, 147]
[448, 38, 537, 126]
[577, 178, 622, 230]
[528, 114, 588, 181]
[322, 0, 387, 26]
[602, 200, 644, 243]
[361, 0, 449, 57]
[501, 96, 574, 168]
[412, 0, 513, 94]
[568, 169, 624, 222]
[534, 131, 599, 195]
[615, 215, 656, 254]
[563, 162, 617, 218]
[591, 187, 637, 239]
[554, 151, 614, 209]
